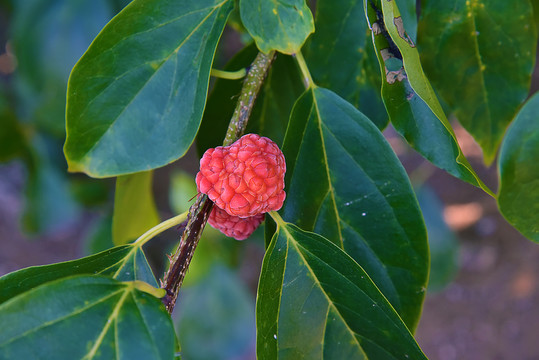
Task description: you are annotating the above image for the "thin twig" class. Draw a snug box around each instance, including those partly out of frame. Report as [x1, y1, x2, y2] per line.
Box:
[161, 50, 276, 313]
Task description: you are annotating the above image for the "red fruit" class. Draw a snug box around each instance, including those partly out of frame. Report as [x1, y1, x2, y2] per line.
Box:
[196, 134, 286, 217]
[208, 206, 264, 240]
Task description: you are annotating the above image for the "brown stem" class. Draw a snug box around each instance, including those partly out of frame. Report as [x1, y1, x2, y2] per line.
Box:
[161, 50, 276, 313]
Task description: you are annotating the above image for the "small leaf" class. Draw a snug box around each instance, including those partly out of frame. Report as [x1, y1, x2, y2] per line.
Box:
[113, 171, 160, 245]
[0, 244, 157, 305]
[65, 0, 233, 177]
[364, 0, 493, 196]
[0, 276, 175, 360]
[257, 215, 428, 359]
[239, 0, 314, 54]
[418, 0, 537, 164]
[303, 0, 387, 129]
[498, 92, 539, 242]
[282, 87, 428, 330]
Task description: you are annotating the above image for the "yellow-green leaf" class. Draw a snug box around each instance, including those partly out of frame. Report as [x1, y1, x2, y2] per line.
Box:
[113, 171, 160, 245]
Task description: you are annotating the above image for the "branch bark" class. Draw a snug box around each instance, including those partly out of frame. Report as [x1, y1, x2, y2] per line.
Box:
[161, 50, 276, 313]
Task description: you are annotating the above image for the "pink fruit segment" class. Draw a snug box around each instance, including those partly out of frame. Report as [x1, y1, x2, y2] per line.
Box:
[196, 134, 286, 218]
[208, 206, 265, 240]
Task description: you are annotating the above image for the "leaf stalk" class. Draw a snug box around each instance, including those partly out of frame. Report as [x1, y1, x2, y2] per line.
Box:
[293, 51, 314, 89]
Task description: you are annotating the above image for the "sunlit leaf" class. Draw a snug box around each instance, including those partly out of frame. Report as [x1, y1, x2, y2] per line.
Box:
[418, 0, 537, 163]
[239, 0, 314, 54]
[113, 171, 160, 245]
[281, 87, 428, 330]
[498, 92, 539, 242]
[65, 0, 233, 177]
[364, 0, 493, 196]
[257, 215, 428, 359]
[0, 276, 174, 360]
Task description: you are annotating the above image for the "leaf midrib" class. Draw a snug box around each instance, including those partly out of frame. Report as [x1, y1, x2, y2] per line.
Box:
[83, 288, 132, 360]
[282, 224, 414, 360]
[311, 89, 344, 248]
[467, 0, 493, 141]
[278, 223, 365, 357]
[0, 286, 124, 348]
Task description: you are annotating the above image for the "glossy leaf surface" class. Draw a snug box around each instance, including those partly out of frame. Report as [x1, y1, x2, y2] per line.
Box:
[0, 245, 157, 305]
[418, 0, 537, 163]
[65, 0, 233, 177]
[365, 0, 493, 195]
[257, 215, 428, 359]
[498, 92, 539, 242]
[239, 0, 314, 54]
[0, 276, 174, 360]
[113, 171, 160, 245]
[303, 0, 387, 129]
[281, 87, 428, 330]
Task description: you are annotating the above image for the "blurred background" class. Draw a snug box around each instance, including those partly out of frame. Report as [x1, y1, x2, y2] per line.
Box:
[0, 1, 538, 360]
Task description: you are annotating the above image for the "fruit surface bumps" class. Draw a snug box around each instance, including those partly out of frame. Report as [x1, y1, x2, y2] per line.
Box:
[196, 134, 286, 218]
[208, 207, 265, 240]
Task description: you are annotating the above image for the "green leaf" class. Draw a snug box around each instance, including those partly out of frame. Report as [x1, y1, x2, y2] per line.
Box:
[281, 87, 428, 330]
[0, 107, 28, 162]
[303, 0, 388, 129]
[0, 276, 175, 360]
[197, 45, 303, 153]
[418, 0, 537, 164]
[10, 0, 112, 136]
[169, 170, 198, 214]
[364, 0, 493, 196]
[84, 216, 115, 255]
[498, 92, 539, 242]
[22, 138, 81, 234]
[65, 0, 233, 177]
[113, 171, 160, 245]
[533, 0, 539, 33]
[257, 215, 428, 360]
[0, 244, 157, 305]
[239, 0, 314, 54]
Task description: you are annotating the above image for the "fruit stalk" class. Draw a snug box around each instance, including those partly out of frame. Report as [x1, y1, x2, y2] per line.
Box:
[161, 50, 276, 313]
